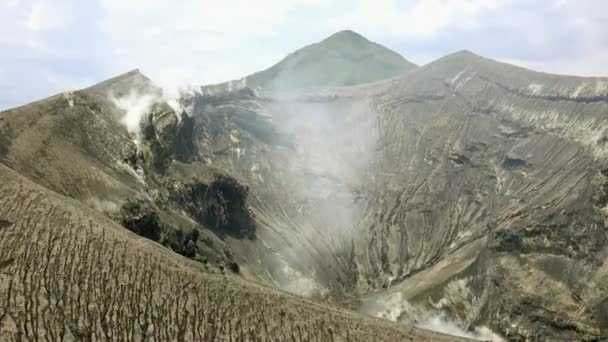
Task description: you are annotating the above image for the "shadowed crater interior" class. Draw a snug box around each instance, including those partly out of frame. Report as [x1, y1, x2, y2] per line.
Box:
[171, 174, 256, 239]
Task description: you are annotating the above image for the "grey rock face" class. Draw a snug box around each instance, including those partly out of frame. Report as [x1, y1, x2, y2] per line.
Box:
[119, 198, 162, 241]
[150, 102, 179, 150]
[169, 175, 256, 240]
[2, 37, 608, 340]
[170, 51, 608, 340]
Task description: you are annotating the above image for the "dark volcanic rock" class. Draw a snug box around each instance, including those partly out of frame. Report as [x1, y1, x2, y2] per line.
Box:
[171, 175, 256, 240]
[492, 230, 523, 253]
[119, 198, 162, 241]
[174, 113, 197, 161]
[594, 297, 608, 339]
[501, 156, 529, 170]
[165, 226, 200, 258]
[0, 219, 12, 230]
[150, 102, 178, 150]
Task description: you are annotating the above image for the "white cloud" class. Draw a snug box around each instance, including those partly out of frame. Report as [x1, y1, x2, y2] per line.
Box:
[43, 69, 93, 90]
[26, 0, 74, 32]
[97, 0, 330, 89]
[330, 0, 503, 37]
[2, 0, 21, 8]
[2, 0, 608, 111]
[502, 51, 608, 77]
[98, 0, 329, 46]
[494, 0, 608, 76]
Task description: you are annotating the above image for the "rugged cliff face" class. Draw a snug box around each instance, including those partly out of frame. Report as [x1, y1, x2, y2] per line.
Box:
[2, 31, 608, 341]
[354, 52, 608, 341]
[165, 51, 608, 340]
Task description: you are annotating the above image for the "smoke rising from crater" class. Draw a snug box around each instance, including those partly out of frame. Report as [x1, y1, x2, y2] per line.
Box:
[110, 89, 160, 139]
[259, 83, 380, 297]
[108, 80, 193, 143]
[85, 197, 120, 214]
[417, 316, 505, 342]
[361, 292, 505, 341]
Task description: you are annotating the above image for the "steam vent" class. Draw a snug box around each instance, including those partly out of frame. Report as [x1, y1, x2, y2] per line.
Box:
[1, 28, 608, 341]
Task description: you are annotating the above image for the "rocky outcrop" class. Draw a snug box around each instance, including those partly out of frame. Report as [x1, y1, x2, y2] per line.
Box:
[149, 102, 178, 150]
[170, 175, 256, 240]
[168, 51, 608, 340]
[119, 198, 162, 241]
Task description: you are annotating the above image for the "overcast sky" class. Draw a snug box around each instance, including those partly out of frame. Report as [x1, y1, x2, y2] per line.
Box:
[1, 0, 607, 109]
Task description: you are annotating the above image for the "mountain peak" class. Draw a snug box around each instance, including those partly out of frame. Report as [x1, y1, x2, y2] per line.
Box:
[322, 30, 368, 43]
[100, 69, 148, 84]
[420, 49, 485, 71]
[245, 31, 416, 89]
[87, 68, 156, 96]
[448, 50, 482, 59]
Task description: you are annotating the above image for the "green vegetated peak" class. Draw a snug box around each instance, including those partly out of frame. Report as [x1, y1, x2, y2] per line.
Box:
[245, 30, 417, 90]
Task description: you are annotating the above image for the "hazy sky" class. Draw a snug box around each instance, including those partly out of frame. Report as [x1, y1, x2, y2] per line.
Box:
[1, 0, 607, 109]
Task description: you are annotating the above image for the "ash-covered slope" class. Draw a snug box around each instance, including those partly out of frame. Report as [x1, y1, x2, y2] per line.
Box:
[3, 31, 608, 341]
[0, 162, 460, 341]
[0, 68, 259, 271]
[176, 51, 608, 340]
[353, 51, 608, 341]
[245, 30, 416, 89]
[0, 67, 461, 340]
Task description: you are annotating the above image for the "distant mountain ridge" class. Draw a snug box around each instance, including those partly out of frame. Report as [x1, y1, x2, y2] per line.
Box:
[244, 30, 417, 90]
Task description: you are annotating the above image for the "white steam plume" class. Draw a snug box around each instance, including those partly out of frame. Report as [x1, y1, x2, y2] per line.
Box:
[109, 80, 196, 144]
[275, 261, 328, 298]
[153, 74, 199, 116]
[261, 93, 379, 298]
[110, 89, 160, 142]
[361, 292, 505, 342]
[85, 197, 120, 214]
[417, 315, 505, 342]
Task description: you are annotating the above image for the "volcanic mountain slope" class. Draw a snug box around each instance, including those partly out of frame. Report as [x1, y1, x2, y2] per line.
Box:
[2, 29, 608, 342]
[352, 52, 608, 341]
[0, 162, 459, 341]
[0, 70, 216, 264]
[244, 30, 416, 89]
[0, 33, 460, 340]
[176, 51, 608, 340]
